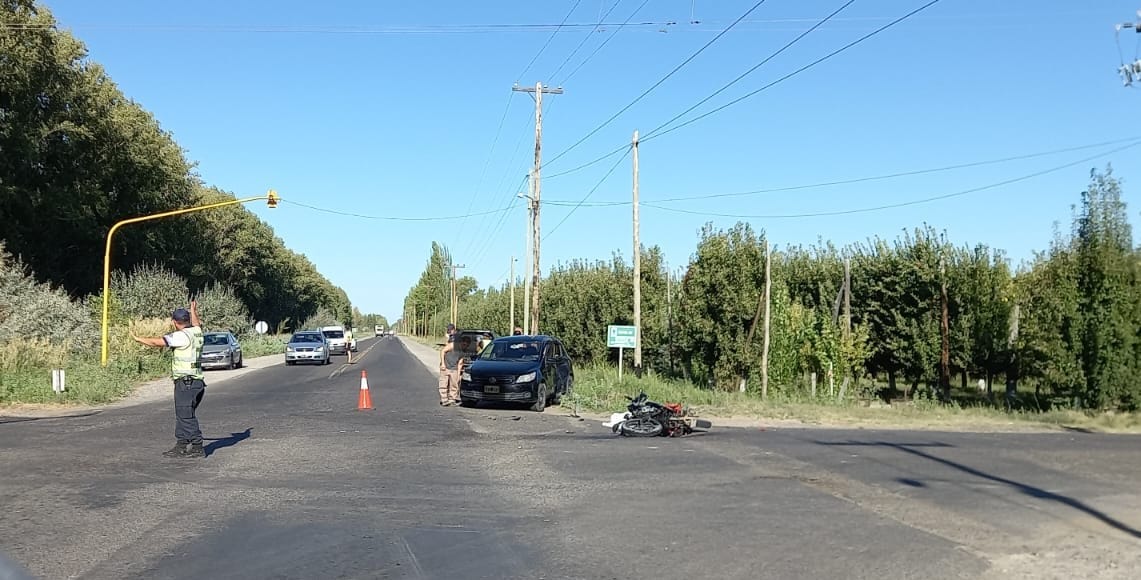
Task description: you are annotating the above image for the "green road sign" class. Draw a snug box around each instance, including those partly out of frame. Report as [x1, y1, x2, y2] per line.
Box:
[607, 325, 637, 349]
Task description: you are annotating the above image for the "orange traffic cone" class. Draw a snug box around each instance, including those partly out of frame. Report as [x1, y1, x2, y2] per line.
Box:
[357, 370, 373, 410]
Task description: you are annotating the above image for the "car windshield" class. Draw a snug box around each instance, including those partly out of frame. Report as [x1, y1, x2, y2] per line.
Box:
[291, 334, 322, 343]
[478, 340, 542, 361]
[322, 330, 344, 339]
[203, 334, 229, 346]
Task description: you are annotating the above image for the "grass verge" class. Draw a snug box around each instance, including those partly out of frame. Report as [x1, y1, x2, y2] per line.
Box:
[566, 363, 1141, 433]
[0, 331, 289, 406]
[398, 336, 1141, 433]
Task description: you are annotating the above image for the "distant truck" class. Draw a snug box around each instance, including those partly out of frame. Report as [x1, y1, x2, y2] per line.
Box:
[375, 325, 385, 337]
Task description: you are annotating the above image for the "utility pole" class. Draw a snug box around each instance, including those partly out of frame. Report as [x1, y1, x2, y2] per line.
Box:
[632, 130, 642, 375]
[513, 81, 563, 335]
[939, 256, 951, 402]
[761, 239, 772, 400]
[450, 264, 465, 326]
[843, 257, 852, 338]
[509, 256, 516, 332]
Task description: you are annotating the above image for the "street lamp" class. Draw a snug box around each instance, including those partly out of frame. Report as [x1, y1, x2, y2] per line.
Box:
[100, 191, 279, 366]
[517, 190, 535, 335]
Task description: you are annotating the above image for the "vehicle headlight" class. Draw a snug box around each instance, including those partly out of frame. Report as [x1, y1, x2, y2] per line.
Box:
[286, 346, 295, 352]
[461, 372, 471, 381]
[516, 372, 536, 383]
[315, 346, 324, 352]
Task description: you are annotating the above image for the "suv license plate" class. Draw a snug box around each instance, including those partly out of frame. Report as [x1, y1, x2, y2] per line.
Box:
[485, 385, 500, 394]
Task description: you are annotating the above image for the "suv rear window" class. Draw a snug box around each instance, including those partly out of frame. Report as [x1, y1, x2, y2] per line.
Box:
[322, 330, 344, 339]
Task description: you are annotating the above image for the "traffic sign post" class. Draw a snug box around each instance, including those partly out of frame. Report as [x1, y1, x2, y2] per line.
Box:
[607, 325, 637, 381]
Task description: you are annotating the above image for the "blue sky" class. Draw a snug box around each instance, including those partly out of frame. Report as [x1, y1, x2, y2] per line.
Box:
[43, 0, 1141, 320]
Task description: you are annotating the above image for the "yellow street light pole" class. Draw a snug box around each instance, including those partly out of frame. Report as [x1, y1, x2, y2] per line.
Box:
[100, 190, 280, 366]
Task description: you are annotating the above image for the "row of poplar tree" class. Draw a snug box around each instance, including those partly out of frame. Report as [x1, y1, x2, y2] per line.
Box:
[403, 169, 1141, 412]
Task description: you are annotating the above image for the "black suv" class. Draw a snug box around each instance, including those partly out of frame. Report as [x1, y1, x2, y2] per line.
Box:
[459, 335, 574, 412]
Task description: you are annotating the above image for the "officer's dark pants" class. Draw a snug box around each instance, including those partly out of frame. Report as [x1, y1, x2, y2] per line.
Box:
[174, 377, 207, 445]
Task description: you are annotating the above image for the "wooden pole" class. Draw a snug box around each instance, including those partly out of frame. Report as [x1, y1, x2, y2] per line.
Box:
[667, 265, 674, 375]
[940, 256, 951, 401]
[761, 238, 772, 400]
[632, 130, 642, 374]
[511, 82, 561, 335]
[1005, 303, 1020, 410]
[509, 256, 516, 332]
[843, 257, 852, 338]
[531, 81, 543, 335]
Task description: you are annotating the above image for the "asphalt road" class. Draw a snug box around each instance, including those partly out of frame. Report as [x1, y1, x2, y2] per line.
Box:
[2, 336, 1139, 579]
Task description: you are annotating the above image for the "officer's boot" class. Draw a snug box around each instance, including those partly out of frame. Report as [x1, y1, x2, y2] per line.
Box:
[182, 443, 205, 459]
[162, 442, 187, 457]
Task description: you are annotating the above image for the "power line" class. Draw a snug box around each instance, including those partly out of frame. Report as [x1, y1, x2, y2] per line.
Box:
[545, 143, 629, 179]
[643, 0, 943, 144]
[453, 93, 516, 251]
[642, 0, 858, 141]
[468, 175, 531, 269]
[543, 146, 632, 241]
[540, 0, 772, 171]
[459, 1, 581, 254]
[0, 21, 675, 34]
[639, 140, 1141, 220]
[560, 0, 652, 85]
[281, 199, 513, 221]
[540, 135, 1141, 206]
[548, 0, 625, 81]
[516, 0, 585, 82]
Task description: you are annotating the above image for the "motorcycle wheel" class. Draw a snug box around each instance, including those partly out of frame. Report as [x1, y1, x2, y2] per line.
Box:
[619, 417, 663, 437]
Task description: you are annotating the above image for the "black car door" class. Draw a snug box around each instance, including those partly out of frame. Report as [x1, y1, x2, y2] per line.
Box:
[541, 343, 558, 394]
[554, 342, 572, 392]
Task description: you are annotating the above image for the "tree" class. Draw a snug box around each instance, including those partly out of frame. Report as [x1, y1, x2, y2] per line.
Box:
[1073, 168, 1141, 410]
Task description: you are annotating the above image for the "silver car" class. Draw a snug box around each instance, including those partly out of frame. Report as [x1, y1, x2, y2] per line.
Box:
[285, 331, 331, 365]
[200, 331, 244, 370]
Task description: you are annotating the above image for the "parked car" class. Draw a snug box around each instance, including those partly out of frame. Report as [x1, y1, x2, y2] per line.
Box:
[320, 325, 350, 355]
[285, 331, 331, 365]
[459, 334, 573, 412]
[199, 331, 243, 370]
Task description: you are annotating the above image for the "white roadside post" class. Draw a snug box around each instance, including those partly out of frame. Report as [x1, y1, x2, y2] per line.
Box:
[51, 369, 66, 395]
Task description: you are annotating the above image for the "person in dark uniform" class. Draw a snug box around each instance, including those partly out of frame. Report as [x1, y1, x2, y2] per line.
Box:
[131, 301, 207, 458]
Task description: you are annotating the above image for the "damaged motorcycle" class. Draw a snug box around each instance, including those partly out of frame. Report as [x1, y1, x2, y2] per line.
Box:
[602, 392, 713, 437]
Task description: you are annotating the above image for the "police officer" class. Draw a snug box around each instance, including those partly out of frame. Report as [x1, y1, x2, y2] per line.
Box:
[132, 300, 207, 458]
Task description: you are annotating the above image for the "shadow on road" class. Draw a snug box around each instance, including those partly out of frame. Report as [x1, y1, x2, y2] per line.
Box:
[204, 427, 252, 457]
[819, 439, 1141, 539]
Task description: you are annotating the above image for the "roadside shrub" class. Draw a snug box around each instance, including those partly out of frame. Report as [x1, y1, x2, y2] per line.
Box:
[110, 264, 189, 321]
[240, 333, 288, 358]
[193, 283, 252, 335]
[299, 307, 339, 331]
[0, 245, 97, 347]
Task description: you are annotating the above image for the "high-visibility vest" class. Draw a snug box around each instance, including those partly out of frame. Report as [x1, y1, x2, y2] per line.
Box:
[172, 326, 205, 379]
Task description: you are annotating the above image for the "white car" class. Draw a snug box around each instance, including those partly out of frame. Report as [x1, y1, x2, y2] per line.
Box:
[319, 325, 351, 355]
